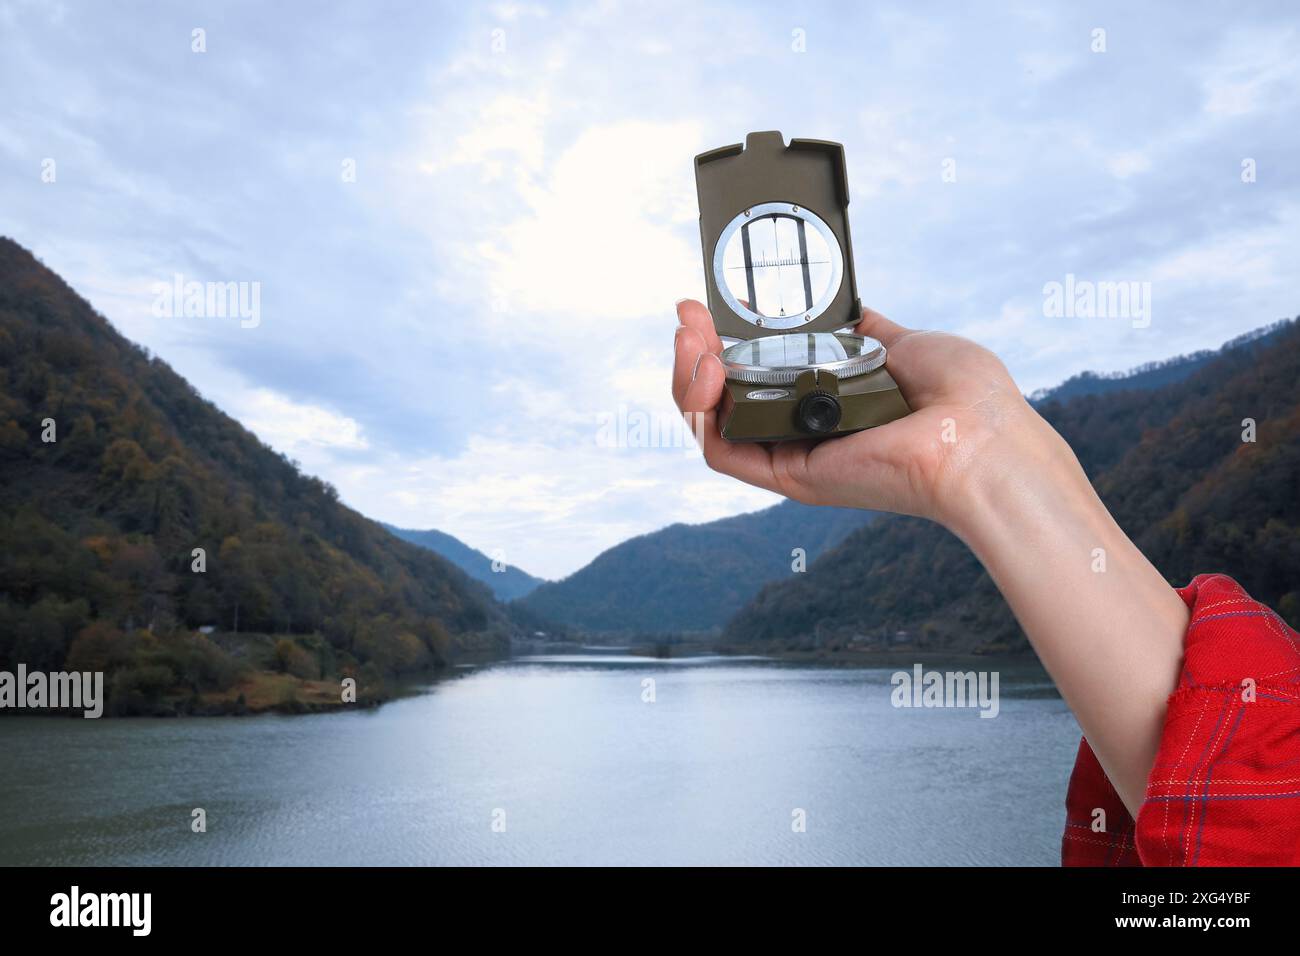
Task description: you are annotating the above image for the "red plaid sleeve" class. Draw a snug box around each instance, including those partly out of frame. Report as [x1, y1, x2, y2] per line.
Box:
[1062, 573, 1300, 866]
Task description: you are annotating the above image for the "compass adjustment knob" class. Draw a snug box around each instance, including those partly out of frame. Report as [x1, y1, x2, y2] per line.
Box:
[796, 390, 842, 434]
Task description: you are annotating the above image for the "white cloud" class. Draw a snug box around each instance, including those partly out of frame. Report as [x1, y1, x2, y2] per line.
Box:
[475, 118, 704, 328]
[328, 433, 776, 579]
[1202, 26, 1299, 117]
[417, 92, 550, 182]
[235, 389, 368, 458]
[1148, 217, 1292, 291]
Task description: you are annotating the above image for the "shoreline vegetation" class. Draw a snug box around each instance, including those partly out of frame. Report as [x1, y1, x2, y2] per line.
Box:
[0, 628, 472, 718]
[0, 634, 1054, 719]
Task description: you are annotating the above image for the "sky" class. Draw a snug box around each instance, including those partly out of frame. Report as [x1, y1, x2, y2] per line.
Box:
[2, 0, 1297, 580]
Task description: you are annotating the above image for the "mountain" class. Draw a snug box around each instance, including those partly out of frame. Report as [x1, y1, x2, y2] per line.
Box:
[1028, 320, 1292, 405]
[724, 316, 1300, 651]
[513, 501, 875, 635]
[0, 238, 513, 713]
[383, 524, 542, 601]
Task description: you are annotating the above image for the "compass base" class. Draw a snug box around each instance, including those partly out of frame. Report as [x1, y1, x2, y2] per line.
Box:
[720, 365, 909, 443]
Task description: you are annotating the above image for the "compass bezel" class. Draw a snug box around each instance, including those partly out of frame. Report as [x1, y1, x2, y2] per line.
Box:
[711, 202, 845, 331]
[720, 332, 886, 385]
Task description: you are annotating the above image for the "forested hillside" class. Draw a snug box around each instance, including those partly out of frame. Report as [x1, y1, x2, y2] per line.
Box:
[384, 523, 542, 601]
[514, 501, 875, 634]
[725, 316, 1300, 651]
[0, 238, 512, 713]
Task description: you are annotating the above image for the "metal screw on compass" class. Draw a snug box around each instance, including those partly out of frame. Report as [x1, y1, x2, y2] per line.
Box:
[694, 131, 911, 442]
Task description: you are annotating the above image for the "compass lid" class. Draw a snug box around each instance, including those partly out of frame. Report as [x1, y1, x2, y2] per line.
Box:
[695, 131, 861, 340]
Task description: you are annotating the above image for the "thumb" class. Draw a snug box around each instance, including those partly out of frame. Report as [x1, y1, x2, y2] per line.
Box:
[682, 351, 725, 413]
[855, 306, 913, 348]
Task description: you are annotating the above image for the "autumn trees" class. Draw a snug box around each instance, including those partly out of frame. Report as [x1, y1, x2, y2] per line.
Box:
[0, 238, 509, 714]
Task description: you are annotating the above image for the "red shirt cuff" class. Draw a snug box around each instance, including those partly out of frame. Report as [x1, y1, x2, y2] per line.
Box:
[1062, 573, 1300, 866]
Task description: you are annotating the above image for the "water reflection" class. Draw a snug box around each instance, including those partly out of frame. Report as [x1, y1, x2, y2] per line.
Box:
[0, 659, 1077, 866]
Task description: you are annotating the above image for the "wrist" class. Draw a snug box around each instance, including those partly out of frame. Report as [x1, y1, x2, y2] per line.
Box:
[938, 401, 1090, 548]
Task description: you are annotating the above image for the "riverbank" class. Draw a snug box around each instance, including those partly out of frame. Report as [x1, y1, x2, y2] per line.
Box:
[3, 637, 1052, 718]
[625, 639, 1047, 671]
[187, 671, 380, 716]
[0, 628, 509, 718]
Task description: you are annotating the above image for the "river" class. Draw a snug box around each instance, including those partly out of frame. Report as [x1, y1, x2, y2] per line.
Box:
[0, 655, 1080, 865]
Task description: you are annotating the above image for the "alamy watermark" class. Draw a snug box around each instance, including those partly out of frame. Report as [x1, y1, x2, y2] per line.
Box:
[0, 665, 103, 718]
[151, 273, 261, 328]
[891, 664, 1000, 718]
[50, 886, 150, 936]
[1042, 273, 1151, 329]
[596, 406, 706, 455]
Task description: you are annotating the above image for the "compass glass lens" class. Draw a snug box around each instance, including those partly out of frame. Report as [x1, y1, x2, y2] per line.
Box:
[721, 211, 838, 318]
[723, 332, 877, 369]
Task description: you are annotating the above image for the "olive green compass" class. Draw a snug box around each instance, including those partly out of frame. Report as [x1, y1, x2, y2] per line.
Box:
[694, 131, 910, 442]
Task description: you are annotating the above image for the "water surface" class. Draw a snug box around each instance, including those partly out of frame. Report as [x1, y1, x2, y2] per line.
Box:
[0, 657, 1079, 865]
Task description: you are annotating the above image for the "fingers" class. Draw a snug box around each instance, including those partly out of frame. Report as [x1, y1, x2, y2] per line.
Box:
[669, 296, 819, 500]
[672, 324, 711, 408]
[672, 298, 726, 409]
[675, 298, 723, 354]
[674, 335, 773, 485]
[855, 306, 913, 348]
[688, 407, 792, 494]
[681, 351, 724, 413]
[805, 413, 910, 502]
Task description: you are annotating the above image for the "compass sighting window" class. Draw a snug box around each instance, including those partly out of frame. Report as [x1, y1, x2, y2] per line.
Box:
[712, 202, 844, 330]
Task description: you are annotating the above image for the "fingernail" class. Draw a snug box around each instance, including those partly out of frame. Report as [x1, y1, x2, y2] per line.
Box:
[691, 351, 705, 382]
[674, 298, 689, 323]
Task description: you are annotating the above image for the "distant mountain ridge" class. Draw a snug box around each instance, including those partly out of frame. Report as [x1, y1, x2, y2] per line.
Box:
[1028, 319, 1293, 405]
[514, 501, 875, 635]
[383, 524, 542, 601]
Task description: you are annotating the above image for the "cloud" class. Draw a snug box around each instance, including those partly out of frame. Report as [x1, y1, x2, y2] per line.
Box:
[235, 389, 369, 458]
[477, 119, 704, 327]
[1201, 25, 1299, 117]
[2, 0, 1298, 578]
[326, 432, 777, 580]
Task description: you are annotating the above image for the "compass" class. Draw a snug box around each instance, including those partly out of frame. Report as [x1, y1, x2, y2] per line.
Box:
[694, 131, 911, 441]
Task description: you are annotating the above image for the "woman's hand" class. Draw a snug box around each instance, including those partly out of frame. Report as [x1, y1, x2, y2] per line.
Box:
[672, 298, 1051, 532]
[672, 297, 1189, 819]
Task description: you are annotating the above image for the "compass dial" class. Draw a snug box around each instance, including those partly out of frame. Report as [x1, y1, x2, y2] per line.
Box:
[712, 202, 844, 330]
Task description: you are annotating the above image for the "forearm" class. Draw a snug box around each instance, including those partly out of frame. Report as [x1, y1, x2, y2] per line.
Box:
[946, 404, 1189, 817]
